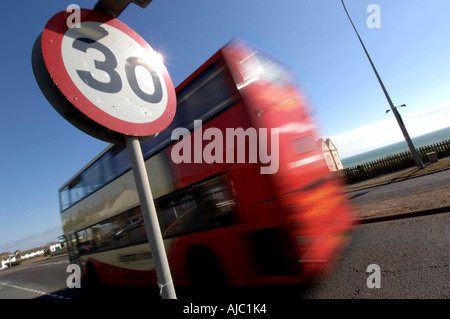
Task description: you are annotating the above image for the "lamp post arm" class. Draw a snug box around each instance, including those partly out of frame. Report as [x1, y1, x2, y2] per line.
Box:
[340, 0, 424, 168]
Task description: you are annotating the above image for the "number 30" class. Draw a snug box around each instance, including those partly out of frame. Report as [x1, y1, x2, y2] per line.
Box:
[73, 37, 163, 104]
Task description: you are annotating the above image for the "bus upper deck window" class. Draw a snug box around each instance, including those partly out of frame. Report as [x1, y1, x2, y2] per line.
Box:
[68, 177, 85, 204]
[291, 135, 317, 155]
[60, 186, 70, 211]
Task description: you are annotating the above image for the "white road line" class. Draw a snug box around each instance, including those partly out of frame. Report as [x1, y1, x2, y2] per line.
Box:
[0, 282, 71, 299]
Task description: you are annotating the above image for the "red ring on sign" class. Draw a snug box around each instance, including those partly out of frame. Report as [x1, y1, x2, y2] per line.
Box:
[41, 9, 176, 137]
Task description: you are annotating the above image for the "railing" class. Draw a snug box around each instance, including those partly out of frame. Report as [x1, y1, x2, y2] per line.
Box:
[342, 140, 450, 184]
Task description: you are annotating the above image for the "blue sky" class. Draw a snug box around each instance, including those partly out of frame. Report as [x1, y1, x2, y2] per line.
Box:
[1, 0, 450, 252]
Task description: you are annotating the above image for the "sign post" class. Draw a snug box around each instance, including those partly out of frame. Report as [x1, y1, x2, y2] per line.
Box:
[32, 8, 177, 298]
[126, 135, 176, 299]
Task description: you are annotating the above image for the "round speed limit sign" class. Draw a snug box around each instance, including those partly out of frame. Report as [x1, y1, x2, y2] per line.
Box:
[40, 9, 176, 137]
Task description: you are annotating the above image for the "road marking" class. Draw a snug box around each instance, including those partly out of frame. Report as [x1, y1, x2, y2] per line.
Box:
[33, 260, 69, 267]
[0, 282, 71, 299]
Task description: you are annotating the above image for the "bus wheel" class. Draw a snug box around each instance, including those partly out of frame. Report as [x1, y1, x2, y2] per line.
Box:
[186, 245, 227, 290]
[86, 262, 100, 288]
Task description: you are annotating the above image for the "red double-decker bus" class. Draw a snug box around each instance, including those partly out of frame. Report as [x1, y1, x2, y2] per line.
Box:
[59, 40, 357, 289]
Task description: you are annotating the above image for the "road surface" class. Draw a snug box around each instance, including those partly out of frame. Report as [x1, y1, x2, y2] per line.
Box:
[303, 212, 449, 299]
[0, 258, 73, 299]
[0, 212, 448, 301]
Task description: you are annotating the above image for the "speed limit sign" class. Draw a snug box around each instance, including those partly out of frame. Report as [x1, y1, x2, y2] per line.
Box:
[37, 8, 176, 139]
[33, 7, 178, 299]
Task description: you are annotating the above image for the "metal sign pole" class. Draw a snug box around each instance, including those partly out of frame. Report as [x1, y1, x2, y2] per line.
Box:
[125, 135, 177, 299]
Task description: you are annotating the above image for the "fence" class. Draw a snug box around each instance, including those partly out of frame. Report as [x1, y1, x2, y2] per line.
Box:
[342, 139, 450, 184]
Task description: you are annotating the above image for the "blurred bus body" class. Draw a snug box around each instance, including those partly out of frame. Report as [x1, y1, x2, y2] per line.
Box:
[59, 40, 357, 288]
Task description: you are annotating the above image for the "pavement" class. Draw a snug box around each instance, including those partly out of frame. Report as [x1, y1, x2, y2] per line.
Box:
[360, 200, 450, 224]
[346, 160, 450, 224]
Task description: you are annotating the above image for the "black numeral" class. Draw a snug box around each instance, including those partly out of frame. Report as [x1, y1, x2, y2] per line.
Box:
[125, 57, 163, 104]
[73, 38, 122, 93]
[72, 38, 163, 103]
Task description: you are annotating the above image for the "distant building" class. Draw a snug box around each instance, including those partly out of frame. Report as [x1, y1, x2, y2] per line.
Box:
[0, 242, 65, 268]
[48, 242, 62, 252]
[18, 247, 45, 260]
[319, 138, 344, 172]
[43, 242, 62, 254]
[0, 252, 17, 270]
[0, 252, 9, 269]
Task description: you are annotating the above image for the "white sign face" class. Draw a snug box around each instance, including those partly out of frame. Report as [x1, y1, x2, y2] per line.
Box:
[41, 9, 176, 137]
[62, 21, 168, 124]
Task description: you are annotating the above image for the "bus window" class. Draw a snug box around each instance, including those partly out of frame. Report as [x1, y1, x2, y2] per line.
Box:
[121, 208, 147, 245]
[69, 177, 85, 204]
[158, 195, 198, 238]
[83, 161, 104, 194]
[60, 185, 70, 211]
[291, 135, 317, 155]
[92, 219, 117, 251]
[110, 145, 131, 177]
[198, 180, 235, 228]
[255, 51, 298, 87]
[157, 175, 235, 238]
[176, 62, 238, 127]
[76, 229, 94, 255]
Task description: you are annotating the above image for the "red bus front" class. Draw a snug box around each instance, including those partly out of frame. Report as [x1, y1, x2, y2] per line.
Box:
[222, 41, 358, 280]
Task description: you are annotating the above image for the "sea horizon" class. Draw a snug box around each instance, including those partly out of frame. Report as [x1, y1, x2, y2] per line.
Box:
[341, 126, 450, 168]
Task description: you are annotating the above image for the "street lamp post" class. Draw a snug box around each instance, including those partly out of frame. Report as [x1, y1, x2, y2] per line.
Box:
[340, 0, 424, 168]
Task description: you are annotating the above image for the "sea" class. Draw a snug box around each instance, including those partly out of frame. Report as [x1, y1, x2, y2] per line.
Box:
[341, 126, 450, 168]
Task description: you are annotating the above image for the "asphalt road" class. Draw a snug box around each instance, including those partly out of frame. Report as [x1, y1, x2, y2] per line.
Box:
[303, 212, 449, 299]
[350, 169, 450, 205]
[0, 212, 448, 302]
[0, 257, 72, 299]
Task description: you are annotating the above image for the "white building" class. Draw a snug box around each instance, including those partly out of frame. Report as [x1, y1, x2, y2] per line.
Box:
[0, 253, 17, 270]
[19, 247, 45, 260]
[319, 138, 344, 172]
[48, 242, 62, 253]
